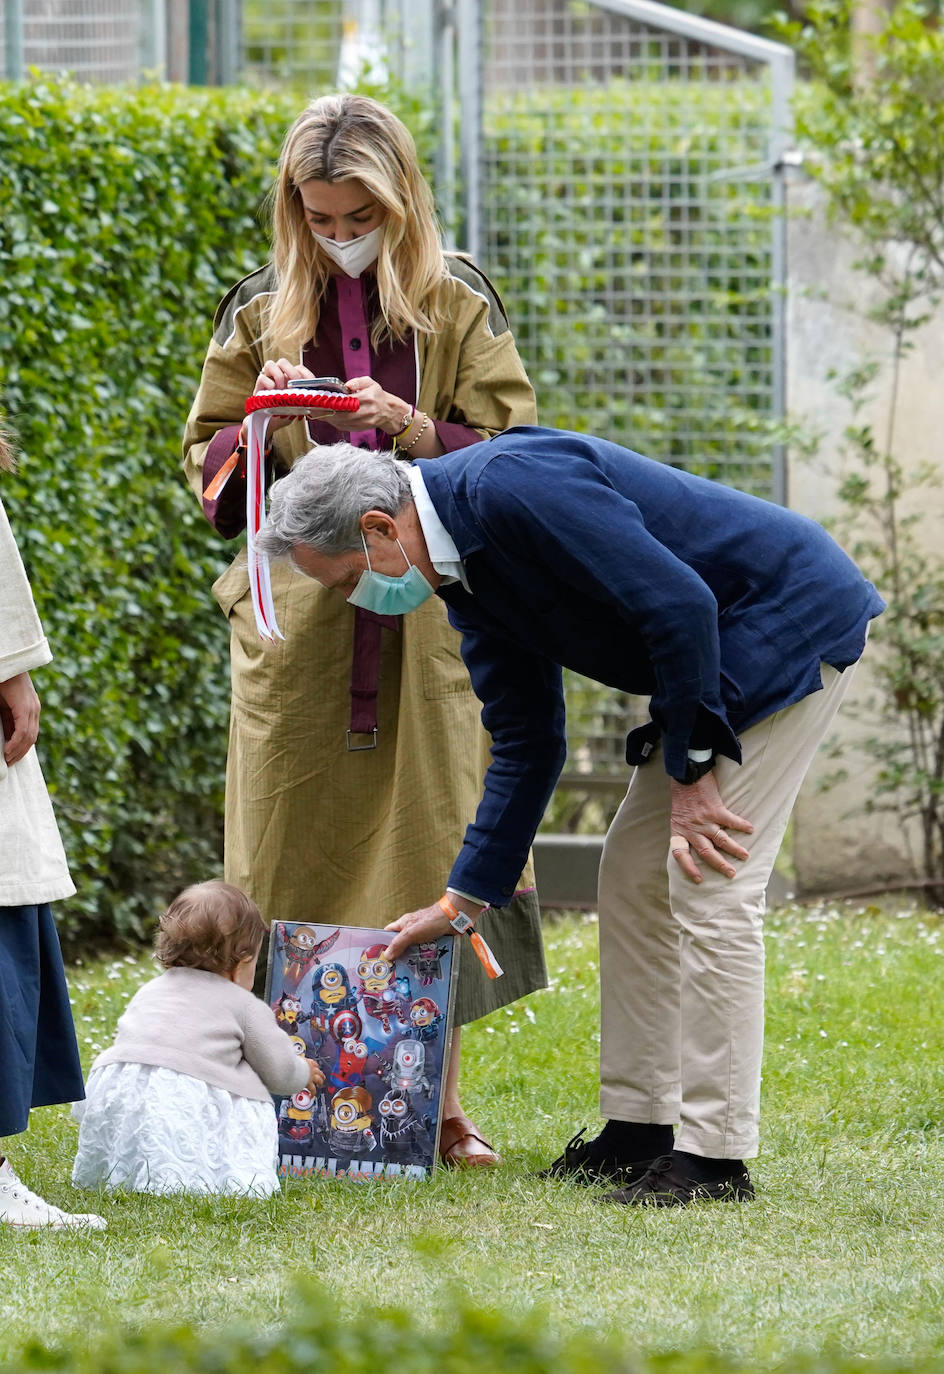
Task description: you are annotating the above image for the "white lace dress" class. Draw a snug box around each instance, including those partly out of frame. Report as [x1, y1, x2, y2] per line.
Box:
[72, 1062, 280, 1197]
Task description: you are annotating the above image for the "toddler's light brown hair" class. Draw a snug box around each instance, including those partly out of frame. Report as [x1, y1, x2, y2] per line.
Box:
[156, 880, 266, 976]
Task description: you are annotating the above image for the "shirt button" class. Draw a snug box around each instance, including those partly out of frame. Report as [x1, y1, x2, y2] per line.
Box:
[349, 337, 362, 351]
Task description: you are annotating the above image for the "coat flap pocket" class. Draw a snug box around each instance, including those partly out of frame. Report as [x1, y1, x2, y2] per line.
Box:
[212, 556, 250, 619]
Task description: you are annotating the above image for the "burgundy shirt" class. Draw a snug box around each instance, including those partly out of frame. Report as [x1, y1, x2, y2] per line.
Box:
[201, 275, 480, 538]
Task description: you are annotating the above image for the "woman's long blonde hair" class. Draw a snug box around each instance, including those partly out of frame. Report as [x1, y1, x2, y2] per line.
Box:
[266, 94, 447, 352]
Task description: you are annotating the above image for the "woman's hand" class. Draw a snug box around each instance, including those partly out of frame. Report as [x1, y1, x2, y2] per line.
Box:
[0, 671, 41, 765]
[305, 1057, 325, 1092]
[310, 375, 409, 435]
[668, 772, 753, 883]
[239, 358, 343, 442]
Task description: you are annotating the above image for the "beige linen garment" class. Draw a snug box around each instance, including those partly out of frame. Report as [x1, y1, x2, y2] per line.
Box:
[183, 258, 547, 1023]
[0, 496, 75, 906]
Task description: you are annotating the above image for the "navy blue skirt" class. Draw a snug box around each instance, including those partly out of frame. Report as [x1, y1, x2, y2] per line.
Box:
[0, 904, 85, 1137]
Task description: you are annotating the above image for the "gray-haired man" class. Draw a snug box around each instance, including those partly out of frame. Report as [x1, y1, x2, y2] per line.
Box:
[255, 426, 882, 1205]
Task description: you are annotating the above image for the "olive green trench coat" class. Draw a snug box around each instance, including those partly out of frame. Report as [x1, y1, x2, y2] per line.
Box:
[183, 257, 547, 1023]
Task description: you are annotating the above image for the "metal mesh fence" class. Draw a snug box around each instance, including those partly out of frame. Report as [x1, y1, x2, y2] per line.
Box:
[475, 0, 790, 499]
[0, 0, 156, 81]
[239, 0, 402, 91]
[240, 0, 343, 88]
[464, 0, 794, 807]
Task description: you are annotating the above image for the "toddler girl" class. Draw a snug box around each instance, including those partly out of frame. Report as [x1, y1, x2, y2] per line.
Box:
[72, 880, 322, 1197]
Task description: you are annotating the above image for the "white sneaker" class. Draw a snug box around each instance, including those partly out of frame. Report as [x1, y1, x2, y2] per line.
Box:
[0, 1159, 106, 1230]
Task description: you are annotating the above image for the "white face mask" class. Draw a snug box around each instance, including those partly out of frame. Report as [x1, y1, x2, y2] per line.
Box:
[312, 224, 384, 279]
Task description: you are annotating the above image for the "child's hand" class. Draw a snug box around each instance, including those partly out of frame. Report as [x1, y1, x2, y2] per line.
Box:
[305, 1058, 324, 1091]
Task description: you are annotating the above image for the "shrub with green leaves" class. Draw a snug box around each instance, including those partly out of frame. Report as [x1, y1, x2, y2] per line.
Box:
[12, 1277, 944, 1373]
[0, 79, 297, 948]
[11, 1285, 626, 1373]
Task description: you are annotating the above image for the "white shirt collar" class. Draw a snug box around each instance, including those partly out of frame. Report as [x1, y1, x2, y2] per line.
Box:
[408, 464, 470, 593]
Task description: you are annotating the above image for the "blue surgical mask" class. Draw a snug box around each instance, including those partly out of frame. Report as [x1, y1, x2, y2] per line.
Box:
[347, 534, 435, 616]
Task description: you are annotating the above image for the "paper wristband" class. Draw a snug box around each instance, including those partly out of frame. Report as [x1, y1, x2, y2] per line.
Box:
[243, 390, 360, 642]
[438, 897, 504, 980]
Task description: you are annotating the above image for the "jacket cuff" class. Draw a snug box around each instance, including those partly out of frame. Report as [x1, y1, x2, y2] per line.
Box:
[202, 425, 246, 539]
[447, 850, 525, 909]
[626, 714, 741, 779]
[0, 636, 52, 682]
[661, 722, 741, 780]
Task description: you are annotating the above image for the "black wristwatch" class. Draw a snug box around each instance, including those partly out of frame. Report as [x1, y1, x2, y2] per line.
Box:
[680, 749, 716, 785]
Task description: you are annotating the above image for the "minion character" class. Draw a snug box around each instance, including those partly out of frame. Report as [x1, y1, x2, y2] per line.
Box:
[327, 1086, 376, 1156]
[279, 1087, 316, 1145]
[324, 1007, 370, 1090]
[329, 1006, 362, 1046]
[377, 1088, 432, 1156]
[407, 942, 448, 987]
[356, 944, 409, 1034]
[273, 991, 309, 1037]
[308, 961, 359, 1033]
[275, 923, 340, 986]
[408, 997, 443, 1044]
[390, 1038, 433, 1099]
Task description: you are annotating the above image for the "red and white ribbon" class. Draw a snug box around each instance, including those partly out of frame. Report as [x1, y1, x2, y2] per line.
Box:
[243, 389, 360, 642]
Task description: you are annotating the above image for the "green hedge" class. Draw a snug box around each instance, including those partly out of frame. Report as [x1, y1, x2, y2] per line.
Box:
[0, 80, 292, 948]
[9, 1282, 944, 1374]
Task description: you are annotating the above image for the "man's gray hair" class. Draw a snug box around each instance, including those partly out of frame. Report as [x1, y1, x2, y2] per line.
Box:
[254, 442, 413, 560]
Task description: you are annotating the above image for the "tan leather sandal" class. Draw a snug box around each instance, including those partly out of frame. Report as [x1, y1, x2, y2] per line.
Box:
[438, 1114, 502, 1168]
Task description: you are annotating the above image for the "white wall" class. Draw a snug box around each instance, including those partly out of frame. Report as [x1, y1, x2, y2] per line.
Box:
[786, 174, 939, 896]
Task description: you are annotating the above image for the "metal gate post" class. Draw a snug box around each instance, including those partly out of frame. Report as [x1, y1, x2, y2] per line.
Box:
[216, 0, 239, 84]
[5, 0, 24, 78]
[141, 0, 168, 75]
[434, 0, 457, 246]
[770, 45, 796, 509]
[456, 0, 481, 260]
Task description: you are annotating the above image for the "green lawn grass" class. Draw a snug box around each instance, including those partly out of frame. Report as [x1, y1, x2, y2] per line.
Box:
[3, 901, 944, 1368]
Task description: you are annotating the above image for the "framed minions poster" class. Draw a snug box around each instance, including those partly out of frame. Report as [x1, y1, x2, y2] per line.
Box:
[265, 922, 457, 1181]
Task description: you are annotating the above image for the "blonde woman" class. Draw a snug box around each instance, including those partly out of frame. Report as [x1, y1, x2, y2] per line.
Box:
[183, 95, 546, 1167]
[0, 426, 105, 1228]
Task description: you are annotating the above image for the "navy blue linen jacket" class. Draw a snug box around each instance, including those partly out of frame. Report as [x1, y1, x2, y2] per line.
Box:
[416, 427, 885, 907]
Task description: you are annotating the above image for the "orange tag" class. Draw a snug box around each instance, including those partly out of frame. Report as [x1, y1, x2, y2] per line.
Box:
[204, 448, 241, 501]
[469, 930, 503, 980]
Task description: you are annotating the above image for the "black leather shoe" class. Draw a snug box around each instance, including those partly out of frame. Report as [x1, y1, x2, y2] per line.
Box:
[536, 1127, 655, 1186]
[601, 1154, 755, 1206]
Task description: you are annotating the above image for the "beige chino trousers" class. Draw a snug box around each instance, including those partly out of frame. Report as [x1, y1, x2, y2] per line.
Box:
[598, 663, 856, 1159]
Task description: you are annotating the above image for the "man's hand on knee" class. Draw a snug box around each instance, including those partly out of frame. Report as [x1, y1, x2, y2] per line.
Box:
[669, 773, 753, 883]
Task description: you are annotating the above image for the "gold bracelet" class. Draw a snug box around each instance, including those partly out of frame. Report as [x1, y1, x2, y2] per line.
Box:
[399, 413, 431, 453]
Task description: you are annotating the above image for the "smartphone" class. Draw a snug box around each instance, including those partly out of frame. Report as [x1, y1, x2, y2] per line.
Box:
[290, 377, 349, 394]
